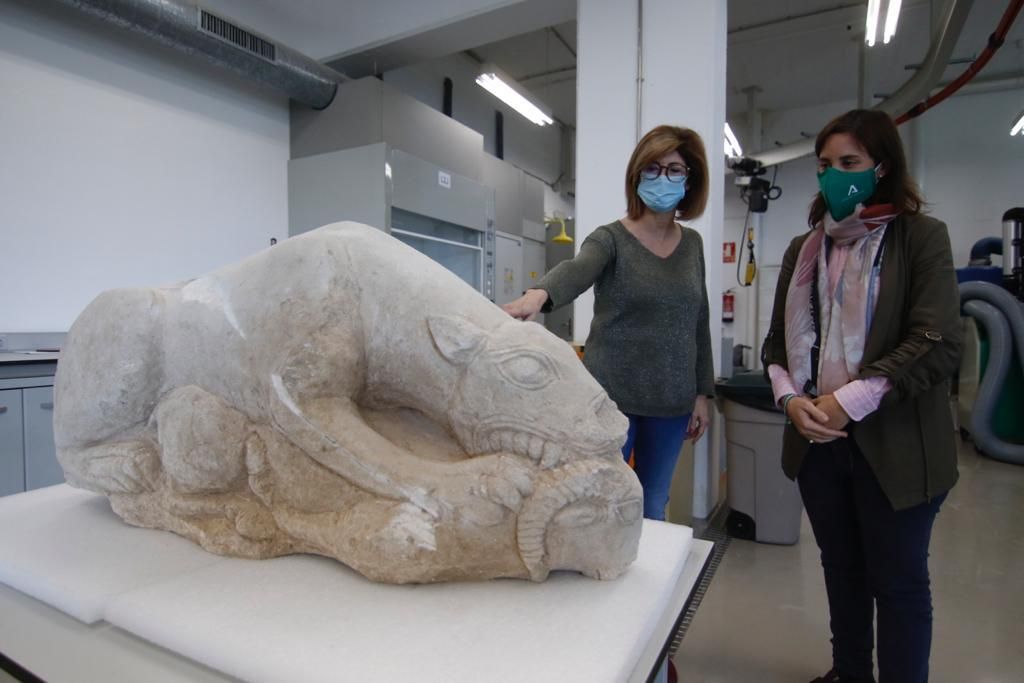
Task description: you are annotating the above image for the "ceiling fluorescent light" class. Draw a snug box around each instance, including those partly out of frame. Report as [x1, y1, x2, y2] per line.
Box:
[866, 0, 902, 47]
[865, 0, 881, 47]
[883, 0, 902, 44]
[1012, 109, 1024, 136]
[476, 64, 553, 126]
[724, 122, 743, 157]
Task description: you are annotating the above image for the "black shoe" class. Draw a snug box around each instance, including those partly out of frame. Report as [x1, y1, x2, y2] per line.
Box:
[809, 669, 840, 683]
[809, 669, 875, 683]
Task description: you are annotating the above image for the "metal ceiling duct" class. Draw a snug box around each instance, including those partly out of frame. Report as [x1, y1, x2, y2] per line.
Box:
[750, 0, 974, 167]
[48, 0, 346, 109]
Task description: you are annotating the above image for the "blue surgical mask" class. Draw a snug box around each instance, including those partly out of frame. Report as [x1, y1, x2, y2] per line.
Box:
[637, 176, 686, 214]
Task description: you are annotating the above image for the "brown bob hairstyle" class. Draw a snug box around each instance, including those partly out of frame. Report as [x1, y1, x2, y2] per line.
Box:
[625, 125, 709, 221]
[808, 109, 924, 228]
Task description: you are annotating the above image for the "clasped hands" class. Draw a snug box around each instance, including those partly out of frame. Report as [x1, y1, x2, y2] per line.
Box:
[784, 393, 850, 444]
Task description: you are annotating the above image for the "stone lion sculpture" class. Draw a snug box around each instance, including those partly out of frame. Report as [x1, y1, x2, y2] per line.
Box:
[53, 222, 643, 583]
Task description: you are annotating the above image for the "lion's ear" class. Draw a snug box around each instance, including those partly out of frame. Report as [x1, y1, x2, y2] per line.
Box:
[427, 315, 486, 366]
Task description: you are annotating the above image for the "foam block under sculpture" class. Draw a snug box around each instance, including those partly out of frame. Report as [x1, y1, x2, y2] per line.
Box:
[53, 222, 642, 583]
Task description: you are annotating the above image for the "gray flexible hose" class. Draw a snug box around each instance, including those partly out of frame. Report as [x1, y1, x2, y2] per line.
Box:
[959, 281, 1024, 465]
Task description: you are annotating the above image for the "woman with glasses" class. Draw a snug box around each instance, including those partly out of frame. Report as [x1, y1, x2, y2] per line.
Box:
[502, 125, 714, 521]
[762, 109, 961, 683]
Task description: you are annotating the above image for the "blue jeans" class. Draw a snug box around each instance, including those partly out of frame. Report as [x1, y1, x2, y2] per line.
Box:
[621, 413, 690, 521]
[798, 437, 946, 683]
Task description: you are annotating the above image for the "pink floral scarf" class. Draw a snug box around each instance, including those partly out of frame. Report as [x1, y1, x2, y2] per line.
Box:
[784, 204, 898, 396]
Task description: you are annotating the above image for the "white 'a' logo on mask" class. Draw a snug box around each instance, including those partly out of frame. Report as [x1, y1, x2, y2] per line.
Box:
[847, 185, 859, 197]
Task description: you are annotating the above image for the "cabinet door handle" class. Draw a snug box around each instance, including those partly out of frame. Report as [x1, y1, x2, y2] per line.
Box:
[40, 402, 54, 410]
[0, 406, 7, 414]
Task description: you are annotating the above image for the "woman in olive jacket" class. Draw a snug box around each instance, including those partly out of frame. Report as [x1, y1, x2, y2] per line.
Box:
[762, 110, 961, 683]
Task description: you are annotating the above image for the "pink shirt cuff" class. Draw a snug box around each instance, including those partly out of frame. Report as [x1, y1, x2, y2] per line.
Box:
[833, 377, 892, 422]
[768, 364, 799, 406]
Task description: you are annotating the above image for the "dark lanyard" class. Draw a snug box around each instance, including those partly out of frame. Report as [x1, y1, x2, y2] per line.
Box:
[805, 230, 888, 396]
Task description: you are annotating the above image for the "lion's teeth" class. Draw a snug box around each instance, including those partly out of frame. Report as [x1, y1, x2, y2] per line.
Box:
[540, 442, 564, 468]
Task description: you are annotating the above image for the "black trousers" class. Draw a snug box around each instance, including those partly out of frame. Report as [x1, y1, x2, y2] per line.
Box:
[798, 438, 946, 683]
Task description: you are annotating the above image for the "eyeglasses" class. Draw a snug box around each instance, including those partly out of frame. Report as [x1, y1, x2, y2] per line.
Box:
[641, 162, 688, 183]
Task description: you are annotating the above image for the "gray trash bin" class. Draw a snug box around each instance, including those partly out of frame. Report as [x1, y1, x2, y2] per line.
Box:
[716, 372, 803, 545]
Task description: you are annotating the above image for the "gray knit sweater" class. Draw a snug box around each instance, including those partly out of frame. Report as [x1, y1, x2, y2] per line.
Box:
[537, 220, 715, 417]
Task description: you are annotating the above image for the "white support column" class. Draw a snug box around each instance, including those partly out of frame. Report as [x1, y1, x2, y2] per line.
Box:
[576, 0, 727, 520]
[574, 0, 639, 341]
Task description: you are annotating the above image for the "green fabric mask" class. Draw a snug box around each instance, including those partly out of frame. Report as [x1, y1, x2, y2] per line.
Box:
[817, 165, 879, 221]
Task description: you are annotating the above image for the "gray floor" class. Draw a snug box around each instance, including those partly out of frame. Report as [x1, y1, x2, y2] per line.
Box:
[674, 440, 1024, 683]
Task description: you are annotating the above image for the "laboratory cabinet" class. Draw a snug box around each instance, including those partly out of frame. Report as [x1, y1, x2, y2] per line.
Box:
[289, 143, 496, 300]
[0, 363, 61, 496]
[0, 389, 25, 496]
[290, 76, 497, 300]
[24, 387, 60, 490]
[289, 76, 554, 305]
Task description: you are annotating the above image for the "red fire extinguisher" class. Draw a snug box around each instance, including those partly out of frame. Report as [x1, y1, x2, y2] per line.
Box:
[723, 290, 735, 323]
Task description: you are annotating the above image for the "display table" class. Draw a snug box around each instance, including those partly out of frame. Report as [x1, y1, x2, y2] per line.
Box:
[0, 485, 712, 683]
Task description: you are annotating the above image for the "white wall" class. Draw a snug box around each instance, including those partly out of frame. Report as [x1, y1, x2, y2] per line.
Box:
[0, 2, 290, 332]
[543, 186, 575, 220]
[382, 54, 563, 186]
[913, 87, 1024, 266]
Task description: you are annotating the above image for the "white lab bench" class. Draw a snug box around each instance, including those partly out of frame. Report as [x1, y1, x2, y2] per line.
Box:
[0, 486, 712, 683]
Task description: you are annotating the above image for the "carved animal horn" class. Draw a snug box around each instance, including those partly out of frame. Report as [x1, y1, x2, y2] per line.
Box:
[516, 460, 627, 582]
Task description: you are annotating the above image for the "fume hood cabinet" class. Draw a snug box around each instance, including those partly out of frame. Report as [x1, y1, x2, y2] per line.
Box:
[289, 77, 496, 300]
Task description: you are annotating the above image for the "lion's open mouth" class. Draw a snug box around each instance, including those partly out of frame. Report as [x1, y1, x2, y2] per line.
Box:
[481, 428, 565, 467]
[473, 423, 621, 468]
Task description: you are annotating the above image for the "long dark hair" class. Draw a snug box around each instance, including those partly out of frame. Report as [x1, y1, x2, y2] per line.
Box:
[808, 109, 924, 228]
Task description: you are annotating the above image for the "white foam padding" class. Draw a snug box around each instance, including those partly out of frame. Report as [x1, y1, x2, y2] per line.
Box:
[105, 522, 693, 683]
[0, 485, 694, 682]
[0, 485, 224, 624]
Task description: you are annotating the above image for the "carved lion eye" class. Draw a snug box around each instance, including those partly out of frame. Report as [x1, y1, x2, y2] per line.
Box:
[496, 351, 557, 390]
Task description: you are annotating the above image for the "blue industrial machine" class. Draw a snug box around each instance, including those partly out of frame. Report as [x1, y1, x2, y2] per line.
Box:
[957, 208, 1024, 465]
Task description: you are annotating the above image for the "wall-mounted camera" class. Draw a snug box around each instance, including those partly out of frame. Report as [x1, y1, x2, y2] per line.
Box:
[729, 157, 781, 214]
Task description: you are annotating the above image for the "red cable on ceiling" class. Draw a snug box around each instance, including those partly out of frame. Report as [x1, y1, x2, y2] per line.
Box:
[895, 0, 1024, 124]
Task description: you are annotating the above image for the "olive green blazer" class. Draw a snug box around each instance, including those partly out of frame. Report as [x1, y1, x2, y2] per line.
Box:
[762, 213, 962, 510]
